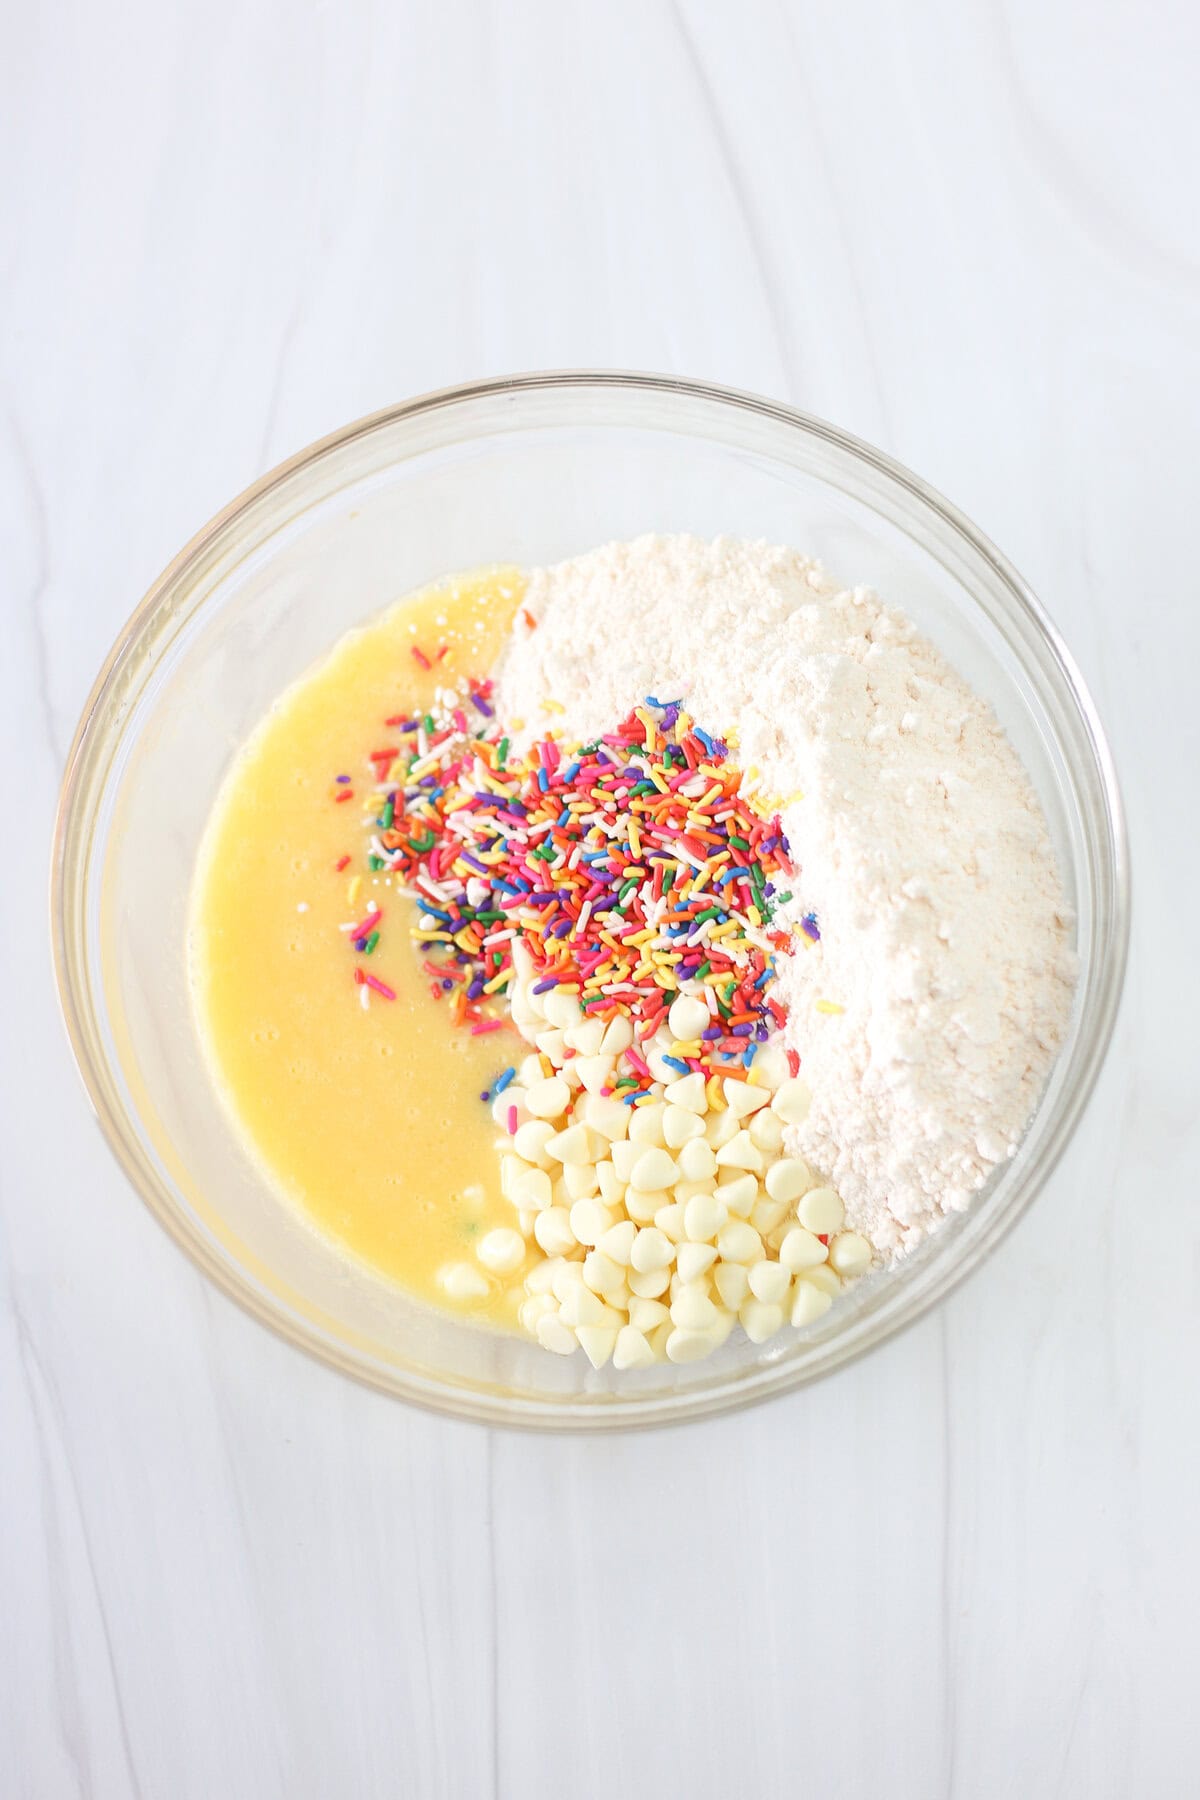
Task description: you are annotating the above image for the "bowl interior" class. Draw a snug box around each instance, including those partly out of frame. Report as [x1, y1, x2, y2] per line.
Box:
[54, 377, 1125, 1427]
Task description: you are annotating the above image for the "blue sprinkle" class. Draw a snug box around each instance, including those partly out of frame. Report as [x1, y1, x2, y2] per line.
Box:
[662, 1054, 690, 1075]
[493, 1066, 516, 1095]
[742, 1044, 757, 1069]
[537, 768, 550, 791]
[562, 761, 581, 783]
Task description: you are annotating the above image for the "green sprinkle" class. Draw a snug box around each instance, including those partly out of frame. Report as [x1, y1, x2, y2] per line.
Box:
[729, 834, 751, 851]
[696, 959, 712, 979]
[497, 737, 510, 766]
[694, 906, 722, 925]
[379, 800, 395, 830]
[618, 879, 639, 902]
[368, 855, 383, 870]
[364, 930, 380, 954]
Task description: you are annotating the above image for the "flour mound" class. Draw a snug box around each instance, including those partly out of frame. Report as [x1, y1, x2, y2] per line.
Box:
[496, 535, 1075, 1257]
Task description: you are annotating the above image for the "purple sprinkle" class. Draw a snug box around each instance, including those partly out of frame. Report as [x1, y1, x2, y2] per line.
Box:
[701, 1025, 724, 1041]
[467, 977, 486, 1000]
[802, 914, 821, 942]
[441, 978, 454, 992]
[335, 774, 351, 784]
[532, 978, 559, 994]
[471, 693, 494, 717]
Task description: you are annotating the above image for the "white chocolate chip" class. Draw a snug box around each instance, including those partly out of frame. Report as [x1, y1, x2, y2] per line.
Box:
[771, 1078, 812, 1125]
[612, 1325, 655, 1370]
[533, 1207, 577, 1257]
[630, 1146, 679, 1190]
[791, 1281, 834, 1327]
[526, 1076, 570, 1119]
[569, 1198, 615, 1246]
[740, 1297, 785, 1343]
[668, 995, 711, 1041]
[828, 1230, 873, 1276]
[715, 1220, 763, 1264]
[764, 1157, 814, 1204]
[797, 1187, 845, 1234]
[439, 1262, 490, 1301]
[677, 1137, 718, 1182]
[476, 1228, 525, 1275]
[664, 1071, 707, 1113]
[778, 1224, 829, 1271]
[630, 1227, 676, 1273]
[675, 1241, 719, 1284]
[747, 1259, 791, 1305]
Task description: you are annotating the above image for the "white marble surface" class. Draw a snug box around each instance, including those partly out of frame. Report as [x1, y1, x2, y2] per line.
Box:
[4, 0, 1198, 1792]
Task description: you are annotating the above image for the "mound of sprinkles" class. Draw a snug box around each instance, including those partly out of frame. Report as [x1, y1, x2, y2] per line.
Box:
[341, 682, 810, 1103]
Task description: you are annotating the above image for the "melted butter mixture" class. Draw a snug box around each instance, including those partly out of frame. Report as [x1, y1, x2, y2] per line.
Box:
[191, 568, 529, 1322]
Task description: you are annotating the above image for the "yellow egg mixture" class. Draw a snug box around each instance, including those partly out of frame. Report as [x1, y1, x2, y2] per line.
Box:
[190, 568, 529, 1323]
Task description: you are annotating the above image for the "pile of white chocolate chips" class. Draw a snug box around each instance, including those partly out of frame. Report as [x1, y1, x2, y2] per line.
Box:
[440, 946, 871, 1369]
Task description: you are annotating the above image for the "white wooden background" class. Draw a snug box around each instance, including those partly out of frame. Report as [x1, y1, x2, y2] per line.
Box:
[4, 1, 1198, 1794]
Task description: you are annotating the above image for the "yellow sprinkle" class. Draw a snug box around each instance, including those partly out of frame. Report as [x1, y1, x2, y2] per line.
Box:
[411, 928, 454, 943]
[628, 817, 641, 858]
[748, 905, 763, 928]
[815, 999, 845, 1015]
[541, 697, 564, 714]
[747, 1066, 762, 1086]
[669, 1040, 702, 1059]
[705, 1075, 726, 1111]
[483, 970, 509, 994]
[347, 876, 362, 905]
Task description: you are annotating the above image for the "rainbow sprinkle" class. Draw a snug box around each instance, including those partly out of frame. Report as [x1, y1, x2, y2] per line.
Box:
[342, 687, 807, 1098]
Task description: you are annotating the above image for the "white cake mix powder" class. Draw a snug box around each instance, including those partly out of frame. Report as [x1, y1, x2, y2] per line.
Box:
[497, 534, 1075, 1256]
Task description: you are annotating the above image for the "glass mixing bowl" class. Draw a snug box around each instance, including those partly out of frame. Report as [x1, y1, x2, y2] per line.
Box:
[51, 372, 1128, 1429]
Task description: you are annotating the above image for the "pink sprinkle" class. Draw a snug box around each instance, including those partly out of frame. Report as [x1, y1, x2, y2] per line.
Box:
[471, 1019, 503, 1036]
[349, 908, 382, 938]
[506, 1105, 518, 1135]
[411, 645, 431, 670]
[625, 1048, 651, 1079]
[363, 974, 395, 1000]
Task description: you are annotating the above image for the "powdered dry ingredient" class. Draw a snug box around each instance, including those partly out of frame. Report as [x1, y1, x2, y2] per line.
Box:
[497, 535, 1076, 1258]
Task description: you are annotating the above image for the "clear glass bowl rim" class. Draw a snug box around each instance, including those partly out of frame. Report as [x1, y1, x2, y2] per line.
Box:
[50, 369, 1130, 1431]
